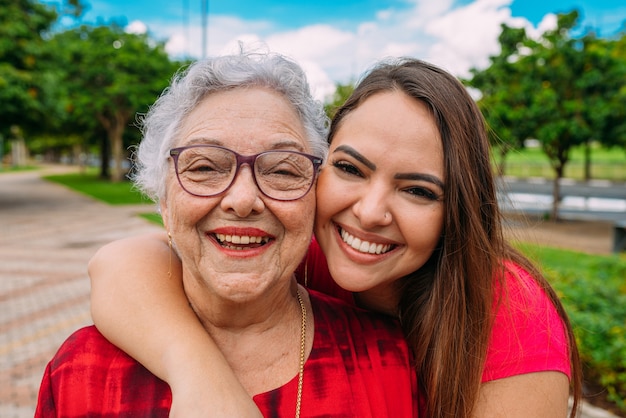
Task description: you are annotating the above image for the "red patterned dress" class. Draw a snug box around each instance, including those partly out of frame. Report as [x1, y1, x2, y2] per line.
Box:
[36, 290, 417, 418]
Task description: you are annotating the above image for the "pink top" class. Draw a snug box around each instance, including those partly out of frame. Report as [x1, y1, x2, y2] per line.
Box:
[298, 238, 572, 382]
[482, 260, 571, 381]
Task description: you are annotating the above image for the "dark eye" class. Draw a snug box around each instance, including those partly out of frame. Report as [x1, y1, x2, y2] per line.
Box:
[192, 162, 216, 172]
[332, 160, 362, 177]
[404, 186, 439, 201]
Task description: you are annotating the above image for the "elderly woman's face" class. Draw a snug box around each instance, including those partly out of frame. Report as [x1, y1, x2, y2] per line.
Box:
[161, 87, 316, 302]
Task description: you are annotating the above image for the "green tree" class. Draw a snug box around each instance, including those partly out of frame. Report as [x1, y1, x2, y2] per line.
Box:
[584, 32, 626, 151]
[527, 11, 591, 219]
[324, 82, 354, 119]
[575, 33, 626, 180]
[48, 24, 180, 181]
[0, 0, 87, 164]
[466, 25, 536, 176]
[0, 0, 57, 162]
[469, 10, 625, 220]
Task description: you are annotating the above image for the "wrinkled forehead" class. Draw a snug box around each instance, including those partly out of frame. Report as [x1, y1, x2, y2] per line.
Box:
[174, 87, 309, 154]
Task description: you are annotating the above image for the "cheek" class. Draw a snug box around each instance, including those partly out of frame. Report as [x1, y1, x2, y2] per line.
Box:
[403, 206, 444, 254]
[315, 170, 349, 222]
[164, 190, 211, 233]
[299, 194, 317, 231]
[277, 199, 316, 250]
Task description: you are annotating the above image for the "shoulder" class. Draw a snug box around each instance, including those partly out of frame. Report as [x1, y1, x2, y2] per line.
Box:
[495, 260, 560, 323]
[45, 325, 159, 391]
[483, 261, 571, 382]
[38, 326, 171, 416]
[48, 326, 131, 371]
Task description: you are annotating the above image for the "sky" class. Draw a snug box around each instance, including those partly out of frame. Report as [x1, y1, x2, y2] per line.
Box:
[47, 0, 625, 101]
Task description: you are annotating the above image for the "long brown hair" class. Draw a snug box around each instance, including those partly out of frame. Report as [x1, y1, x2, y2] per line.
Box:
[328, 58, 581, 418]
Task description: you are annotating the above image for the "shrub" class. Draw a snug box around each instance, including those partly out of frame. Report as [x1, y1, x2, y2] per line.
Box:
[519, 244, 626, 412]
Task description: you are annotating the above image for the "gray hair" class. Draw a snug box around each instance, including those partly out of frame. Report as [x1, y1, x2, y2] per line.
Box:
[132, 48, 330, 203]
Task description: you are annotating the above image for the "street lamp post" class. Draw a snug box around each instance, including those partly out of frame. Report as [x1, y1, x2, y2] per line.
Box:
[201, 0, 208, 58]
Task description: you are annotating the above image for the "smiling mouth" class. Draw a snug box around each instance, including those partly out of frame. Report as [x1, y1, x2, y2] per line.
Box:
[338, 227, 395, 255]
[214, 234, 271, 250]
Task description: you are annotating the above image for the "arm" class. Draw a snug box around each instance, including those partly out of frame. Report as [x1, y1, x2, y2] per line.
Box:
[89, 232, 262, 418]
[474, 372, 570, 417]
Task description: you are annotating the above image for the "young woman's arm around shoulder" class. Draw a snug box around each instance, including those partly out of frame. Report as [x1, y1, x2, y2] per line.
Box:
[88, 232, 262, 418]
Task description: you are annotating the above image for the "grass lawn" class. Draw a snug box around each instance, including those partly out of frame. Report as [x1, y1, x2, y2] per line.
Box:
[493, 144, 626, 181]
[43, 171, 153, 205]
[0, 164, 38, 172]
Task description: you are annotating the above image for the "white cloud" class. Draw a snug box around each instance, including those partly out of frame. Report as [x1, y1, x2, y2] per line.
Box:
[532, 13, 559, 38]
[125, 20, 147, 35]
[140, 0, 556, 100]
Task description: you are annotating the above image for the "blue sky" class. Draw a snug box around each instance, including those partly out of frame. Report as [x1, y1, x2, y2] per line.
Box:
[47, 0, 625, 100]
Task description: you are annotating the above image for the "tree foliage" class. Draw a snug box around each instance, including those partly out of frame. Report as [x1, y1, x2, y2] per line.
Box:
[324, 82, 354, 119]
[0, 0, 58, 138]
[47, 24, 180, 181]
[467, 25, 536, 176]
[467, 10, 626, 220]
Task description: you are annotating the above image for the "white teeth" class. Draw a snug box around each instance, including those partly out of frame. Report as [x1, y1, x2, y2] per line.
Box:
[340, 229, 391, 255]
[215, 234, 268, 246]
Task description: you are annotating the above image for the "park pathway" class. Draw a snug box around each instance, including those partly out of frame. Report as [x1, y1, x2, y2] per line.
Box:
[0, 166, 620, 417]
[0, 167, 161, 417]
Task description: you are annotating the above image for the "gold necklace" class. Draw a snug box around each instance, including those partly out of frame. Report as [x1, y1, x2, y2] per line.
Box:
[295, 288, 306, 418]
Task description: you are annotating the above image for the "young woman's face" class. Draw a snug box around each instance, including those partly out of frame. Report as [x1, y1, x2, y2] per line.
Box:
[314, 90, 445, 308]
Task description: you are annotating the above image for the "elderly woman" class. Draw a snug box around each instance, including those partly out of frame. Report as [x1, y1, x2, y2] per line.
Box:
[35, 50, 417, 417]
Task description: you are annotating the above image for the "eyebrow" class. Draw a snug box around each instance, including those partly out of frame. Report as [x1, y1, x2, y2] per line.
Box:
[333, 145, 376, 170]
[395, 173, 445, 189]
[333, 144, 444, 189]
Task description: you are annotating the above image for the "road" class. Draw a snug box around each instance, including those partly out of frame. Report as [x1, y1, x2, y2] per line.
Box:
[498, 177, 626, 222]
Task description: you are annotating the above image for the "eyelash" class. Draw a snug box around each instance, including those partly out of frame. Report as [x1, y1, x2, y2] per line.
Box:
[332, 160, 362, 177]
[331, 160, 440, 202]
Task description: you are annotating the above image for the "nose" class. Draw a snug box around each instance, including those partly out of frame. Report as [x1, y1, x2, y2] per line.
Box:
[351, 182, 393, 229]
[220, 165, 265, 217]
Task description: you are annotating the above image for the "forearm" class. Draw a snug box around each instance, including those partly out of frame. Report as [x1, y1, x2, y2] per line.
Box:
[89, 232, 262, 417]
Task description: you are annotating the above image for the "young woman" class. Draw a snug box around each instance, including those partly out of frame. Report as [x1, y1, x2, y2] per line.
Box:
[90, 58, 581, 417]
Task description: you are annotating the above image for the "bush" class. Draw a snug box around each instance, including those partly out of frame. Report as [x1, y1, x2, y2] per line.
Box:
[519, 244, 626, 412]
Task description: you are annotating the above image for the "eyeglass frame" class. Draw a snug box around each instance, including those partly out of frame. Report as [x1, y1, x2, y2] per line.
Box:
[169, 144, 324, 201]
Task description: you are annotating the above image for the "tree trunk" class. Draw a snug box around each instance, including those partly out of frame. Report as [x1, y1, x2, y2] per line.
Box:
[584, 139, 591, 182]
[98, 110, 129, 183]
[551, 164, 564, 221]
[99, 133, 110, 179]
[498, 146, 508, 177]
[10, 138, 28, 167]
[109, 122, 125, 183]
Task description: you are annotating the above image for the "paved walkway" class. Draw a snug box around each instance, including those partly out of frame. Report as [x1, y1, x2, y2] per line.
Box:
[0, 168, 161, 417]
[0, 167, 620, 417]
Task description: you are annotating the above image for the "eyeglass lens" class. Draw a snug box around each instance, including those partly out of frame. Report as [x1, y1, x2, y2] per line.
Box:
[173, 146, 317, 200]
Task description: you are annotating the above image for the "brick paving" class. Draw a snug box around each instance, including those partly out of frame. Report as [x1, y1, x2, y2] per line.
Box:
[0, 166, 620, 417]
[0, 168, 161, 417]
